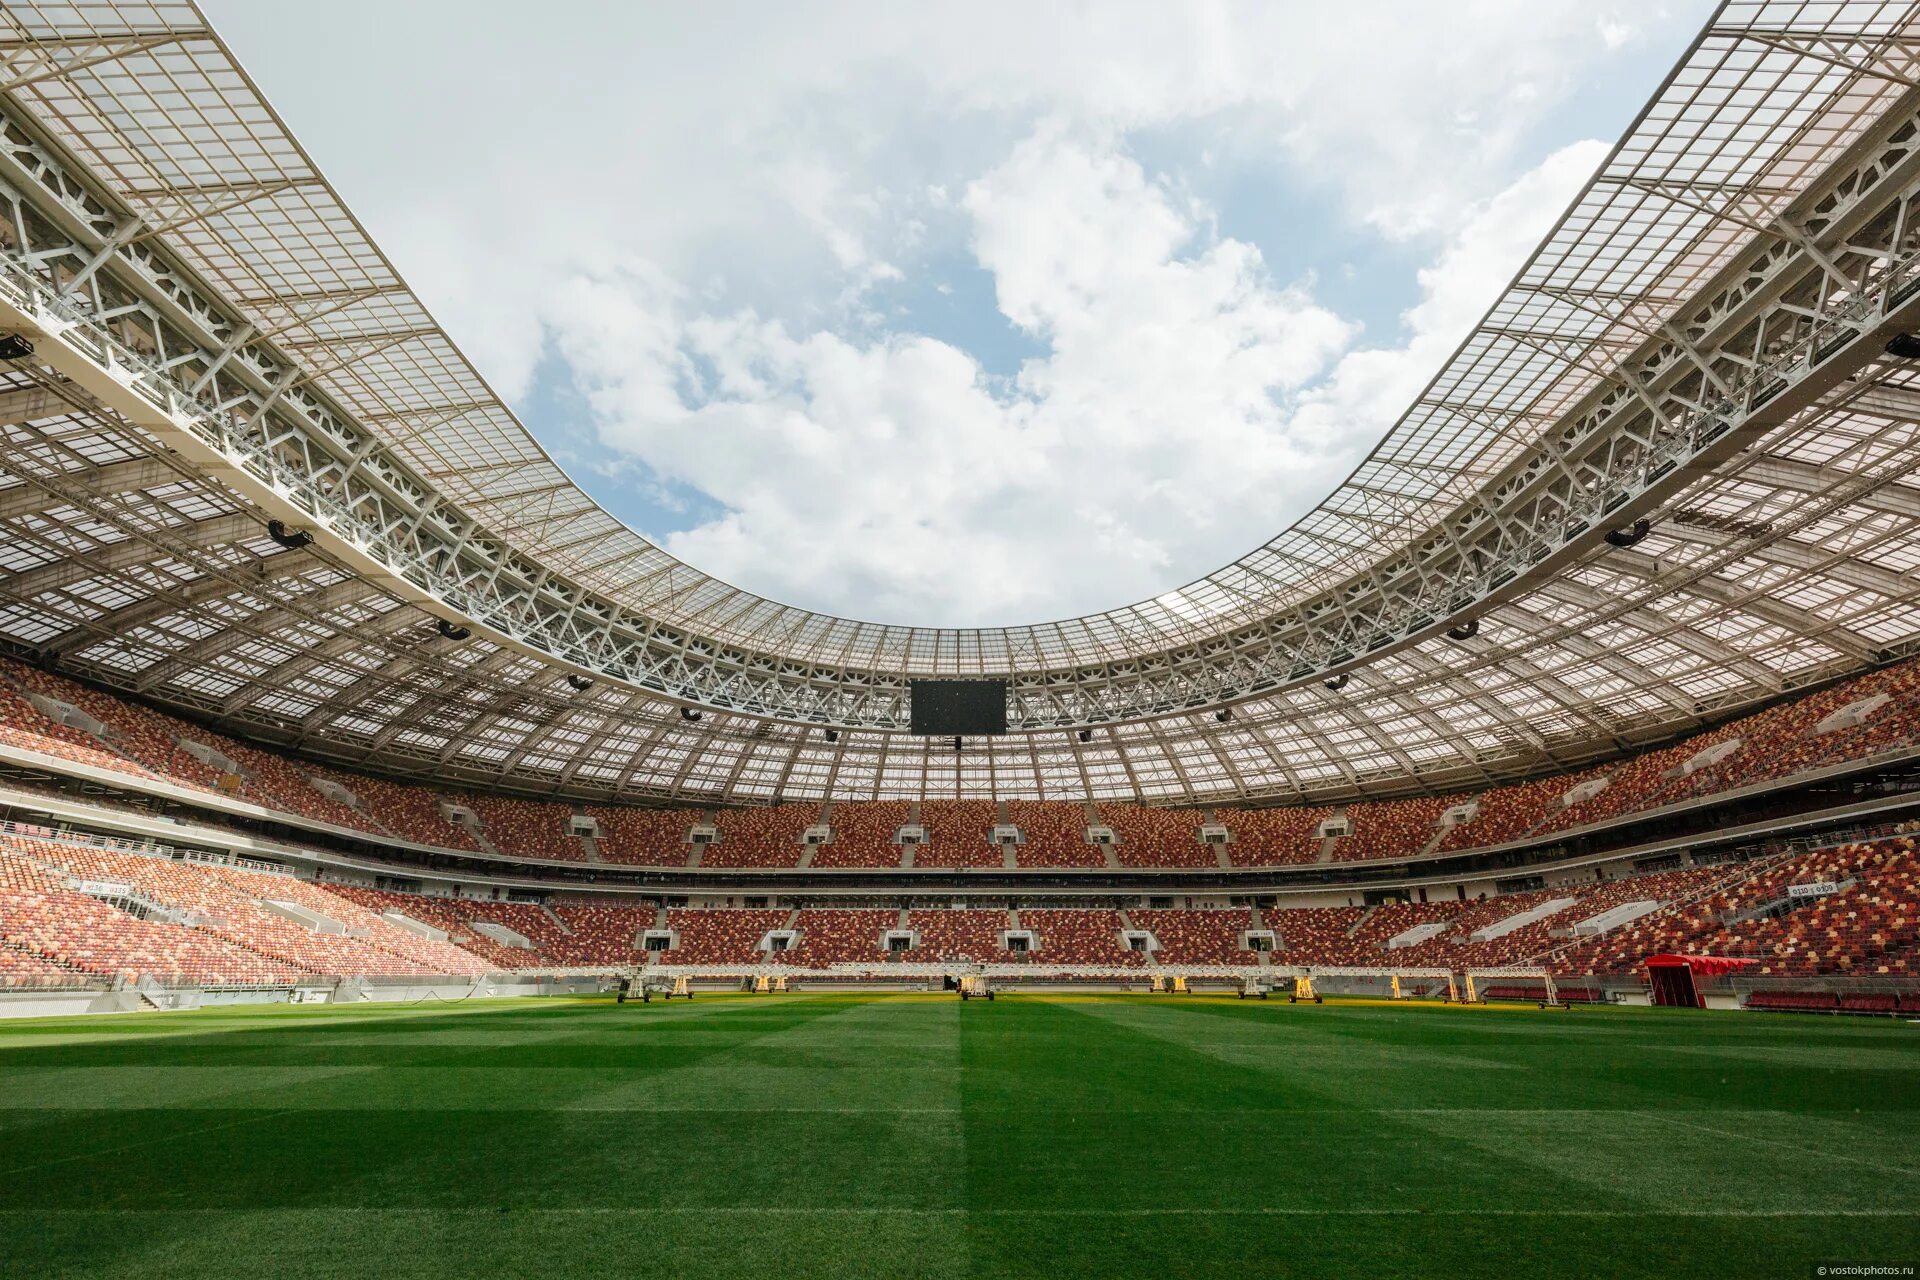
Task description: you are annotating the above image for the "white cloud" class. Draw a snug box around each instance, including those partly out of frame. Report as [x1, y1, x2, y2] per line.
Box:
[208, 1, 1705, 393]
[200, 1, 1704, 623]
[547, 128, 1600, 624]
[1292, 139, 1612, 452]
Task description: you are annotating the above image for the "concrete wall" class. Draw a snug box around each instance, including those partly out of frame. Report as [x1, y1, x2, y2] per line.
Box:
[0, 975, 613, 1019]
[0, 988, 139, 1018]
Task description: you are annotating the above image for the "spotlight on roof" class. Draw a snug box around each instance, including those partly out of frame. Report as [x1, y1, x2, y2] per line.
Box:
[266, 519, 313, 550]
[0, 334, 34, 361]
[566, 674, 593, 692]
[1214, 708, 1232, 723]
[1885, 333, 1920, 359]
[1323, 672, 1349, 693]
[680, 707, 702, 723]
[1604, 517, 1653, 548]
[953, 735, 963, 753]
[824, 729, 838, 743]
[1445, 618, 1480, 642]
[435, 619, 471, 641]
[1077, 728, 1093, 743]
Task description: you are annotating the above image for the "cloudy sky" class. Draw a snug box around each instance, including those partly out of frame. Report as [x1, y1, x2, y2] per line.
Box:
[204, 1, 1712, 627]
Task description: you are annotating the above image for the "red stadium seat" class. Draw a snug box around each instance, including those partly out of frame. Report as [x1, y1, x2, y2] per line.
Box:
[1005, 801, 1105, 867]
[916, 801, 1002, 868]
[705, 804, 818, 868]
[1096, 804, 1211, 868]
[812, 802, 911, 868]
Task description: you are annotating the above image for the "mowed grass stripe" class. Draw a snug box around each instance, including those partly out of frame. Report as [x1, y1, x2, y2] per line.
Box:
[950, 998, 1919, 1279]
[1054, 996, 1920, 1213]
[6, 1205, 1915, 1217]
[3, 1209, 1910, 1280]
[0, 997, 952, 1205]
[0, 994, 1915, 1279]
[961, 998, 1607, 1213]
[1, 1206, 971, 1280]
[1083, 995, 1920, 1112]
[0, 995, 980, 1280]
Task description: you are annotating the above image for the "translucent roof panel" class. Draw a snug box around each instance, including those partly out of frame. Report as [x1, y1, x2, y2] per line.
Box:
[2, 2, 1920, 804]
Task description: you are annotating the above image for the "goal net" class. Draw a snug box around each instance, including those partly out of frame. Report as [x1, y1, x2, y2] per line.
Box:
[1304, 966, 1457, 1002]
[1465, 968, 1560, 1005]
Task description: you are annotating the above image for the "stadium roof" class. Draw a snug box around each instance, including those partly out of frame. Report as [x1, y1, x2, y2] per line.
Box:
[3, 1, 1920, 804]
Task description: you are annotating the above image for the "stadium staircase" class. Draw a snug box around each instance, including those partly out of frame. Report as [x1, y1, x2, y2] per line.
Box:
[1718, 876, 1857, 928]
[257, 899, 347, 934]
[0, 669, 155, 782]
[380, 909, 448, 941]
[1085, 802, 1121, 869]
[1317, 821, 1344, 862]
[900, 802, 921, 869]
[539, 904, 572, 936]
[1471, 897, 1578, 942]
[1204, 809, 1233, 868]
[84, 726, 182, 786]
[795, 801, 830, 868]
[1344, 906, 1375, 938]
[86, 884, 201, 929]
[1524, 850, 1800, 968]
[469, 920, 535, 951]
[1387, 920, 1453, 949]
[1565, 899, 1663, 936]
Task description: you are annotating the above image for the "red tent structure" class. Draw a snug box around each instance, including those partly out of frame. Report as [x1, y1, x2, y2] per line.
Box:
[1644, 954, 1757, 1007]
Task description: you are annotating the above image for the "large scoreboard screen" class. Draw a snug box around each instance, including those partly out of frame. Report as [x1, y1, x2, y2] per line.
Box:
[908, 679, 1009, 736]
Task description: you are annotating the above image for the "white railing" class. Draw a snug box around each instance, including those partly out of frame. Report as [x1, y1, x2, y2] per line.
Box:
[0, 818, 293, 878]
[0, 817, 171, 858]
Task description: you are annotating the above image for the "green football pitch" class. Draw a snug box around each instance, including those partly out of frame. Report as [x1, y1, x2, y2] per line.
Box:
[1, 994, 1916, 1279]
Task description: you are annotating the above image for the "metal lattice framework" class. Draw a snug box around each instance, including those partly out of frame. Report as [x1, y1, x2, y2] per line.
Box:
[3, 1, 1920, 804]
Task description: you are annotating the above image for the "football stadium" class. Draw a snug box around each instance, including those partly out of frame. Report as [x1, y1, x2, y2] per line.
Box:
[1, 2, 1919, 1276]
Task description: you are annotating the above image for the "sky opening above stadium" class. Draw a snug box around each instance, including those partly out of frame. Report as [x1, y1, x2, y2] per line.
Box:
[201, 0, 1713, 628]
